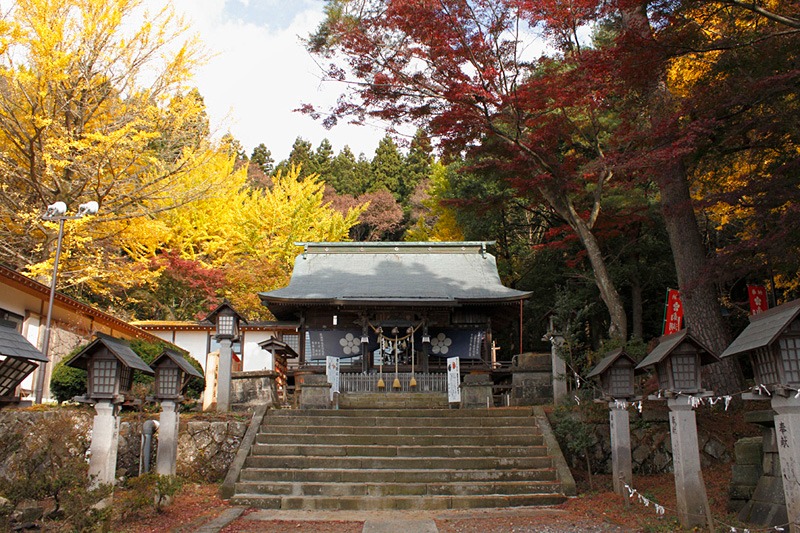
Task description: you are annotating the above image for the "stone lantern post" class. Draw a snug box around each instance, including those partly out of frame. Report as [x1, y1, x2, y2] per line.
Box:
[722, 299, 800, 532]
[587, 348, 639, 497]
[150, 349, 202, 476]
[205, 301, 244, 413]
[636, 329, 719, 529]
[65, 333, 153, 487]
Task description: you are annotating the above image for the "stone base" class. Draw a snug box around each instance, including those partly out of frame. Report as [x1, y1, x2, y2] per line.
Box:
[461, 374, 493, 409]
[298, 374, 332, 409]
[231, 371, 278, 410]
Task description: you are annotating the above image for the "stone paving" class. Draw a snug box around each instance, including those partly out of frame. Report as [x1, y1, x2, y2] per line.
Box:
[196, 506, 631, 533]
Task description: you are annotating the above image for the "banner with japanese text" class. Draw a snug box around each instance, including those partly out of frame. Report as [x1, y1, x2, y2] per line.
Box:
[447, 356, 461, 403]
[663, 289, 684, 335]
[747, 285, 769, 315]
[326, 356, 340, 400]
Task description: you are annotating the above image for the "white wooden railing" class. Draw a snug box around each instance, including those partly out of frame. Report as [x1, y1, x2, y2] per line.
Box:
[339, 372, 447, 393]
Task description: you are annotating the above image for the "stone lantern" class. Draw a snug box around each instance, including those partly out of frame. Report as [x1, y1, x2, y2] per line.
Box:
[65, 333, 153, 487]
[722, 298, 800, 532]
[637, 330, 718, 396]
[150, 349, 202, 476]
[0, 320, 48, 407]
[205, 301, 244, 412]
[151, 348, 202, 402]
[636, 329, 718, 529]
[588, 348, 637, 401]
[587, 348, 639, 496]
[66, 332, 154, 404]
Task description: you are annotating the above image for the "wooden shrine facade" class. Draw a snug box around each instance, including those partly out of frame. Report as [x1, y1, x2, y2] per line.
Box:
[259, 242, 530, 379]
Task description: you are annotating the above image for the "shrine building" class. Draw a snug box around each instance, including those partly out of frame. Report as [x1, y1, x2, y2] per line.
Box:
[259, 241, 530, 392]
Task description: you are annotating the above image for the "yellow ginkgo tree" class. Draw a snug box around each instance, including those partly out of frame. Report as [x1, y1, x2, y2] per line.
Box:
[0, 0, 230, 298]
[133, 164, 366, 320]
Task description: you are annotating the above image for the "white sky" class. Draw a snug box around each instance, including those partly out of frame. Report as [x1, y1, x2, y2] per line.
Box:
[169, 0, 391, 162]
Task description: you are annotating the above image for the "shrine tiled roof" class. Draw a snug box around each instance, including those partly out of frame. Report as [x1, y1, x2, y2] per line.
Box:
[260, 242, 531, 308]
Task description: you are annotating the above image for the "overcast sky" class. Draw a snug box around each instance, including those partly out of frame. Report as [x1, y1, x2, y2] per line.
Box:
[169, 0, 391, 162]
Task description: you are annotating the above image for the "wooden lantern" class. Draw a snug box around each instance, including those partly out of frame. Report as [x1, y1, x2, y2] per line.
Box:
[636, 329, 719, 395]
[722, 299, 800, 393]
[587, 348, 638, 400]
[65, 332, 153, 402]
[151, 348, 202, 401]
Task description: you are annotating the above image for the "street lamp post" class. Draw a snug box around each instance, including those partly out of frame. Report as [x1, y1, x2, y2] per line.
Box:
[34, 201, 98, 404]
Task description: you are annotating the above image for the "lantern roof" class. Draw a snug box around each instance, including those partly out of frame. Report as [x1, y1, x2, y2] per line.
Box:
[0, 321, 47, 362]
[151, 348, 203, 379]
[587, 348, 636, 379]
[258, 336, 299, 359]
[202, 300, 247, 326]
[65, 332, 154, 374]
[636, 329, 719, 370]
[721, 299, 800, 359]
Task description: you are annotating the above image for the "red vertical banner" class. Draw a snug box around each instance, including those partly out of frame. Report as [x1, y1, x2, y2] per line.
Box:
[663, 289, 684, 335]
[747, 285, 769, 315]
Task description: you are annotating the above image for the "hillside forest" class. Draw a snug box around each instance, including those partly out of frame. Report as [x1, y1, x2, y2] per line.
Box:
[0, 0, 798, 379]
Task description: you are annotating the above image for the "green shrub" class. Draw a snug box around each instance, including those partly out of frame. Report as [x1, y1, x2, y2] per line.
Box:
[50, 345, 88, 403]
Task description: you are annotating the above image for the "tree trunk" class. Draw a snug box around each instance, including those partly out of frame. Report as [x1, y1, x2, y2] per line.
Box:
[570, 212, 629, 341]
[631, 275, 643, 340]
[658, 160, 743, 394]
[539, 185, 628, 340]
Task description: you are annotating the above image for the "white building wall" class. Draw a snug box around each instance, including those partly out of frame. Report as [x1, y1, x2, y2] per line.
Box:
[242, 330, 276, 372]
[171, 331, 211, 372]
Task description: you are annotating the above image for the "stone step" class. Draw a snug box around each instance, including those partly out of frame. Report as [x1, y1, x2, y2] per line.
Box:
[262, 415, 535, 428]
[259, 424, 541, 437]
[268, 407, 533, 418]
[230, 493, 568, 510]
[250, 443, 547, 458]
[254, 433, 544, 447]
[338, 393, 449, 409]
[228, 406, 571, 511]
[238, 467, 558, 484]
[243, 455, 553, 471]
[233, 480, 563, 497]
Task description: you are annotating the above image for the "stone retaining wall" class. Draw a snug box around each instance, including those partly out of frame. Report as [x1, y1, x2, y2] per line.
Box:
[0, 408, 248, 483]
[550, 408, 731, 475]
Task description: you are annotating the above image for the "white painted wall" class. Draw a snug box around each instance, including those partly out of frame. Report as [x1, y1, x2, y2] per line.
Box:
[242, 330, 276, 372]
[174, 331, 211, 372]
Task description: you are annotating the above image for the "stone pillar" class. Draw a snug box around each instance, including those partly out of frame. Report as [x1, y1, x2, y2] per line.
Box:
[461, 373, 493, 408]
[156, 400, 179, 476]
[88, 400, 120, 488]
[549, 335, 567, 403]
[668, 396, 712, 529]
[202, 351, 219, 412]
[217, 339, 232, 412]
[771, 396, 800, 532]
[609, 402, 633, 497]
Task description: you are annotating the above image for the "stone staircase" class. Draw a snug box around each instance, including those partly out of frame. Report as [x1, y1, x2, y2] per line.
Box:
[226, 403, 575, 510]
